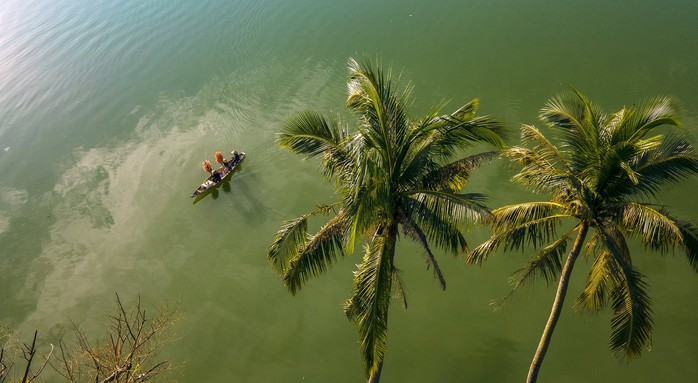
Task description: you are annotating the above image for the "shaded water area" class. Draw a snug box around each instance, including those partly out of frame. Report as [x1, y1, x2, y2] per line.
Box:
[1, 0, 697, 381]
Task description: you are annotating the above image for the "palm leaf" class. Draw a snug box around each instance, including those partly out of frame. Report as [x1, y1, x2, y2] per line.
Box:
[398, 207, 447, 290]
[346, 57, 409, 176]
[575, 248, 614, 313]
[520, 124, 569, 172]
[612, 202, 684, 253]
[504, 146, 573, 194]
[345, 234, 394, 378]
[418, 151, 500, 192]
[539, 88, 603, 174]
[610, 96, 682, 146]
[676, 220, 698, 272]
[400, 195, 469, 256]
[491, 202, 570, 249]
[574, 221, 631, 314]
[607, 256, 653, 360]
[506, 226, 578, 293]
[267, 214, 310, 274]
[279, 111, 344, 158]
[406, 190, 492, 226]
[611, 136, 698, 199]
[465, 236, 504, 265]
[392, 266, 408, 310]
[400, 101, 504, 181]
[574, 224, 653, 359]
[597, 224, 652, 359]
[466, 202, 571, 265]
[344, 180, 390, 254]
[283, 213, 347, 294]
[431, 116, 506, 157]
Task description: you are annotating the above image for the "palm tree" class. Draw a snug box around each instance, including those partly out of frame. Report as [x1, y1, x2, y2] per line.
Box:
[467, 88, 698, 383]
[267, 58, 505, 382]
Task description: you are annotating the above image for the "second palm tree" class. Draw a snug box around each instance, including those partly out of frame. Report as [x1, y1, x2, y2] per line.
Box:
[467, 88, 698, 382]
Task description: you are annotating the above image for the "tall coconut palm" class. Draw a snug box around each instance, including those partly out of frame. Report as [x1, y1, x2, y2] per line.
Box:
[267, 58, 505, 382]
[467, 88, 698, 382]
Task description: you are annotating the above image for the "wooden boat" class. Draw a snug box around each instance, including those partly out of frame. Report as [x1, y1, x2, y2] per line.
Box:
[190, 151, 245, 198]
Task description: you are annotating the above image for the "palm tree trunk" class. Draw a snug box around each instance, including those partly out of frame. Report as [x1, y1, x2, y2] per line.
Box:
[527, 223, 589, 383]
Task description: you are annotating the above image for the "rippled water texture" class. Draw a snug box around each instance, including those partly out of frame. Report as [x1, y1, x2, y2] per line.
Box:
[1, 0, 697, 382]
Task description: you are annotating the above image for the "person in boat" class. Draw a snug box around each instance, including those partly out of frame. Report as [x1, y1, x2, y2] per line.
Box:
[231, 150, 240, 164]
[214, 150, 227, 172]
[201, 159, 221, 181]
[202, 160, 214, 176]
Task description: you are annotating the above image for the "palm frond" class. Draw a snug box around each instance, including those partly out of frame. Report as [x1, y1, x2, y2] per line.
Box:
[676, 219, 698, 272]
[574, 224, 652, 359]
[504, 146, 573, 194]
[539, 88, 603, 173]
[610, 96, 682, 146]
[610, 136, 698, 200]
[611, 202, 684, 254]
[575, 222, 632, 314]
[584, 225, 645, 316]
[283, 213, 347, 295]
[466, 202, 571, 265]
[505, 226, 578, 293]
[267, 214, 310, 274]
[418, 151, 500, 192]
[432, 116, 507, 156]
[491, 202, 570, 247]
[406, 190, 492, 226]
[575, 248, 614, 313]
[346, 57, 409, 174]
[400, 195, 469, 256]
[520, 124, 569, 171]
[591, 141, 641, 194]
[600, 223, 632, 262]
[279, 111, 344, 158]
[400, 100, 505, 179]
[607, 256, 653, 360]
[392, 266, 408, 310]
[583, 229, 602, 260]
[345, 234, 394, 378]
[344, 180, 390, 254]
[575, 221, 631, 312]
[398, 207, 446, 290]
[539, 88, 597, 141]
[408, 98, 480, 143]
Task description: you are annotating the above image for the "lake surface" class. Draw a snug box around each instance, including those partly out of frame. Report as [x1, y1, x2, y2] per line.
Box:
[1, 0, 697, 381]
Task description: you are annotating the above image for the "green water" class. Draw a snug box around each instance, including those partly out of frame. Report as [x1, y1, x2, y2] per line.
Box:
[1, 0, 697, 381]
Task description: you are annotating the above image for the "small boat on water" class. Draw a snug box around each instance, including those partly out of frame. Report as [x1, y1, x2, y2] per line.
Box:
[191, 151, 245, 198]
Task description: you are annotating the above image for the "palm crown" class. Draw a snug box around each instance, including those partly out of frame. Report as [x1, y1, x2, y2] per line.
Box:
[268, 58, 505, 382]
[467, 88, 698, 382]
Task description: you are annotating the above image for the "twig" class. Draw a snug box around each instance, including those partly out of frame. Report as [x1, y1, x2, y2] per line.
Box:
[30, 343, 54, 380]
[21, 330, 38, 383]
